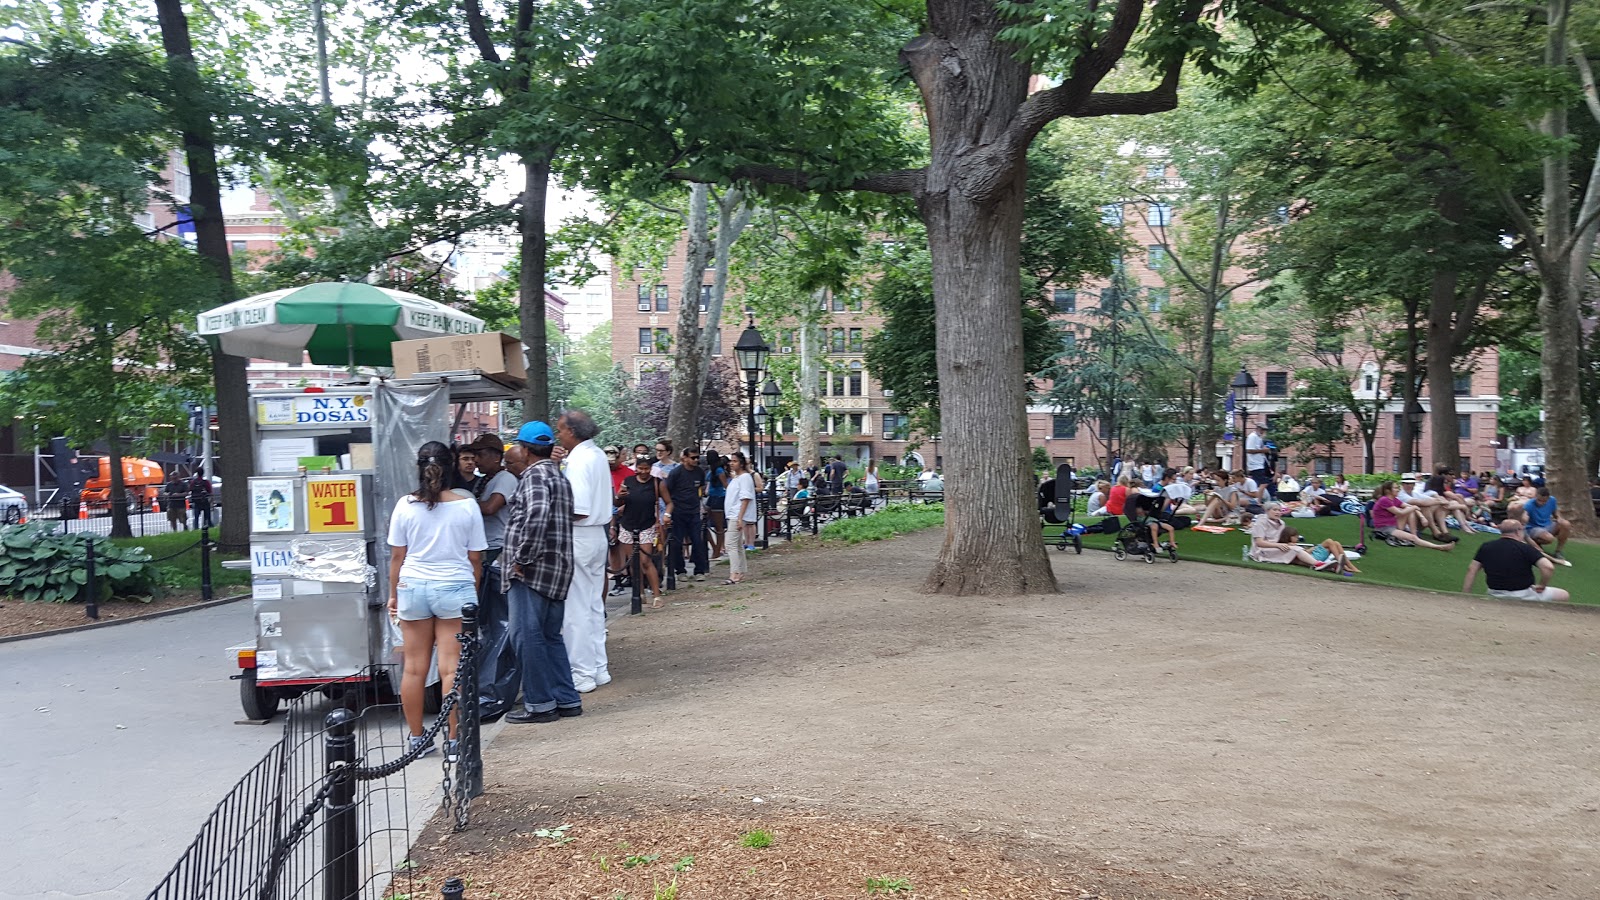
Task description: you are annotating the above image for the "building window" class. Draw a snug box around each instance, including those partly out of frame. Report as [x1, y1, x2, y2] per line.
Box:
[1146, 164, 1166, 179]
[1264, 414, 1282, 434]
[848, 413, 864, 434]
[832, 293, 846, 312]
[638, 327, 653, 354]
[830, 328, 846, 354]
[1099, 203, 1123, 226]
[1147, 245, 1167, 268]
[1052, 289, 1076, 313]
[1457, 414, 1471, 439]
[1149, 202, 1173, 226]
[1051, 415, 1077, 440]
[1312, 457, 1345, 475]
[1453, 373, 1472, 396]
[654, 284, 669, 312]
[699, 284, 712, 312]
[848, 328, 864, 353]
[847, 290, 864, 311]
[228, 240, 248, 255]
[654, 328, 671, 353]
[848, 361, 864, 397]
[780, 329, 795, 353]
[1061, 331, 1076, 352]
[780, 417, 794, 434]
[1459, 456, 1470, 472]
[1363, 373, 1377, 393]
[712, 328, 722, 355]
[1147, 287, 1168, 312]
[637, 285, 651, 311]
[1264, 372, 1288, 397]
[882, 414, 908, 440]
[1097, 419, 1111, 440]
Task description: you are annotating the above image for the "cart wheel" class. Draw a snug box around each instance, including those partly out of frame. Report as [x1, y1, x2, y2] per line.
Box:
[1073, 537, 1083, 555]
[1168, 548, 1179, 563]
[1113, 544, 1126, 561]
[1143, 551, 1155, 564]
[422, 680, 443, 715]
[240, 669, 280, 721]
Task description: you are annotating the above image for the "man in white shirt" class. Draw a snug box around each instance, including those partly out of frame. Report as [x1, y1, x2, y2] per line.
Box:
[1245, 423, 1271, 487]
[555, 410, 613, 693]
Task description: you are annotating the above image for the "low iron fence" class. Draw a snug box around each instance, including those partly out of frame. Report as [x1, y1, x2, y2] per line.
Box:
[146, 606, 485, 900]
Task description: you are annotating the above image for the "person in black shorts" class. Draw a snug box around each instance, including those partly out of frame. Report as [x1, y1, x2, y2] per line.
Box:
[1462, 519, 1570, 602]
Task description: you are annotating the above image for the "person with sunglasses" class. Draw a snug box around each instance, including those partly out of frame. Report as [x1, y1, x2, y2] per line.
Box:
[615, 451, 671, 608]
[664, 447, 709, 581]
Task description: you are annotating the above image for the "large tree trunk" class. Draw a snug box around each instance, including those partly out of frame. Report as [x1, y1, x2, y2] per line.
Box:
[155, 0, 247, 547]
[1425, 268, 1460, 473]
[665, 185, 714, 453]
[797, 306, 822, 469]
[519, 151, 553, 421]
[906, 7, 1055, 595]
[106, 429, 132, 540]
[1397, 303, 1421, 473]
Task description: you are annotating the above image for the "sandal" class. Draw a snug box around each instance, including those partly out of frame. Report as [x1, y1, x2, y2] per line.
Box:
[720, 579, 738, 585]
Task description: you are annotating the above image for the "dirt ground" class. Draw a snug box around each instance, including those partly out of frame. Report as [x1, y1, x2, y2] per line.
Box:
[0, 590, 218, 637]
[424, 531, 1600, 899]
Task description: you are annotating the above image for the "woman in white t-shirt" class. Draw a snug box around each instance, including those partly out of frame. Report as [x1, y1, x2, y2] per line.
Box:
[721, 452, 757, 585]
[387, 441, 487, 760]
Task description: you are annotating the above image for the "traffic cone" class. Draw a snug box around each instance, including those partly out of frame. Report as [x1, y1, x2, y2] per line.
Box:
[78, 505, 88, 520]
[152, 497, 161, 513]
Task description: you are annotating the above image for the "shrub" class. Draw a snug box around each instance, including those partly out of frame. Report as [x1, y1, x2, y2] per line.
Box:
[0, 523, 159, 603]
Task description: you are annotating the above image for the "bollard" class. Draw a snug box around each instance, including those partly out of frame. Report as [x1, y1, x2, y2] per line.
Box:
[199, 524, 213, 602]
[440, 876, 466, 900]
[83, 534, 99, 620]
[323, 707, 360, 900]
[457, 603, 484, 801]
[630, 548, 642, 617]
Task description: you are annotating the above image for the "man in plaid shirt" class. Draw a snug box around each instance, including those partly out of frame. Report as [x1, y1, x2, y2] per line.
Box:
[502, 421, 583, 724]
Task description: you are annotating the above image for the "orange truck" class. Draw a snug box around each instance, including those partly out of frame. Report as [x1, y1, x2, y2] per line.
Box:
[80, 457, 168, 514]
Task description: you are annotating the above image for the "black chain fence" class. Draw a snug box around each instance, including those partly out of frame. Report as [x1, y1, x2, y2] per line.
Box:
[147, 607, 484, 900]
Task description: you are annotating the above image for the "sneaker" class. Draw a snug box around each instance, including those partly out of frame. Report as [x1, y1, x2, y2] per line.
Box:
[408, 735, 436, 758]
[574, 676, 597, 694]
[1314, 558, 1336, 571]
[608, 585, 627, 597]
[444, 740, 460, 763]
[694, 573, 707, 582]
[506, 707, 560, 724]
[556, 704, 583, 718]
[1554, 551, 1567, 561]
[594, 670, 612, 686]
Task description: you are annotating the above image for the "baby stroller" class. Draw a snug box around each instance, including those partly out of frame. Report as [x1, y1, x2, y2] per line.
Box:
[1041, 463, 1083, 554]
[1113, 508, 1179, 564]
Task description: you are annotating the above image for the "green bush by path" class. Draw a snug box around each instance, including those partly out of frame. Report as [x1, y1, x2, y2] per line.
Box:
[111, 530, 251, 592]
[821, 503, 946, 544]
[1055, 514, 1595, 604]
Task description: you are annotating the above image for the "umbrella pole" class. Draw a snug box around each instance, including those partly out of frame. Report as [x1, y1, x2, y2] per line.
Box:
[345, 324, 356, 377]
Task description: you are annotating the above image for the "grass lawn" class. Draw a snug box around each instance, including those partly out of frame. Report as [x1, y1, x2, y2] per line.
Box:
[820, 503, 946, 544]
[112, 530, 251, 592]
[1052, 513, 1596, 604]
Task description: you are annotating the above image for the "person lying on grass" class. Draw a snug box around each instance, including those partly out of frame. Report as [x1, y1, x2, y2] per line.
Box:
[1280, 525, 1361, 576]
[1247, 502, 1320, 568]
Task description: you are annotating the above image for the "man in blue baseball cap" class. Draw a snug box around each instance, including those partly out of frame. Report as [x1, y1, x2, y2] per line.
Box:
[501, 419, 583, 723]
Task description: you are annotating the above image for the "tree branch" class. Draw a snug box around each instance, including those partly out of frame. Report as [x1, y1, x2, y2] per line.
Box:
[461, 0, 502, 64]
[666, 164, 926, 196]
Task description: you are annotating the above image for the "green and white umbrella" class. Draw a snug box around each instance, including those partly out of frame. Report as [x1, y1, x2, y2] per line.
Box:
[196, 282, 484, 368]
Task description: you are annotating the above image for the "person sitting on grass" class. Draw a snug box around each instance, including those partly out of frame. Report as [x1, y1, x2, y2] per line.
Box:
[1521, 485, 1572, 563]
[1085, 480, 1111, 518]
[1196, 471, 1244, 526]
[1158, 468, 1200, 517]
[1132, 483, 1178, 552]
[1372, 480, 1454, 552]
[1281, 524, 1361, 575]
[1247, 502, 1321, 568]
[1462, 519, 1570, 602]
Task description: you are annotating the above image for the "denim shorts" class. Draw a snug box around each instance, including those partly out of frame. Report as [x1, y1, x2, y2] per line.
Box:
[395, 578, 476, 621]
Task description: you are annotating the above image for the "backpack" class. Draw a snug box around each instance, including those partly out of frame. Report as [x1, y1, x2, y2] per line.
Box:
[1341, 497, 1364, 516]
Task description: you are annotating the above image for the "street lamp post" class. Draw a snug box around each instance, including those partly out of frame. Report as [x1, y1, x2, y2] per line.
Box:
[733, 317, 771, 471]
[754, 403, 769, 473]
[1231, 366, 1257, 474]
[761, 378, 781, 474]
[1405, 397, 1426, 474]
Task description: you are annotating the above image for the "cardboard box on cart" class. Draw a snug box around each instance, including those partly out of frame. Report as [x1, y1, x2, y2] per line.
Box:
[390, 332, 526, 380]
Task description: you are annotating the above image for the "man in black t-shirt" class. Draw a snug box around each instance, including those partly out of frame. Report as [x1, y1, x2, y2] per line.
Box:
[1463, 520, 1569, 602]
[663, 449, 709, 580]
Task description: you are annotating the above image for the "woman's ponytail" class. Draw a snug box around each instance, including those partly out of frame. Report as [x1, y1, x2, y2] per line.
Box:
[413, 441, 452, 509]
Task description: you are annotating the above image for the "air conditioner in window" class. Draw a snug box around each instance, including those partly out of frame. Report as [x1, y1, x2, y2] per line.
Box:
[637, 302, 651, 312]
[639, 345, 652, 354]
[780, 346, 793, 353]
[881, 432, 895, 440]
[882, 389, 894, 398]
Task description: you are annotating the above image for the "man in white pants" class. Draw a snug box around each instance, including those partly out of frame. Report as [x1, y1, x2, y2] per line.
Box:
[555, 409, 612, 693]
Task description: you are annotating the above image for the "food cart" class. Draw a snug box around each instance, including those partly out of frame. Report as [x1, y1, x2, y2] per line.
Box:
[228, 370, 521, 720]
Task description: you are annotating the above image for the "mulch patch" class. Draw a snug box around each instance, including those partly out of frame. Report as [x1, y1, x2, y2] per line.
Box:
[403, 790, 1313, 900]
[0, 590, 222, 637]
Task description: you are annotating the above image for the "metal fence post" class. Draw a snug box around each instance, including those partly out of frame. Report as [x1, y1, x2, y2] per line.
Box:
[440, 876, 466, 900]
[323, 707, 360, 900]
[83, 534, 98, 620]
[458, 603, 483, 800]
[199, 523, 213, 602]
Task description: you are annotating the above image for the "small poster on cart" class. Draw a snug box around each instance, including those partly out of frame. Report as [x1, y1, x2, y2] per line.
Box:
[250, 479, 297, 533]
[306, 475, 365, 533]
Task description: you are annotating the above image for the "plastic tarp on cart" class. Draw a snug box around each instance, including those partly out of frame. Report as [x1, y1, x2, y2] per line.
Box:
[372, 379, 519, 717]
